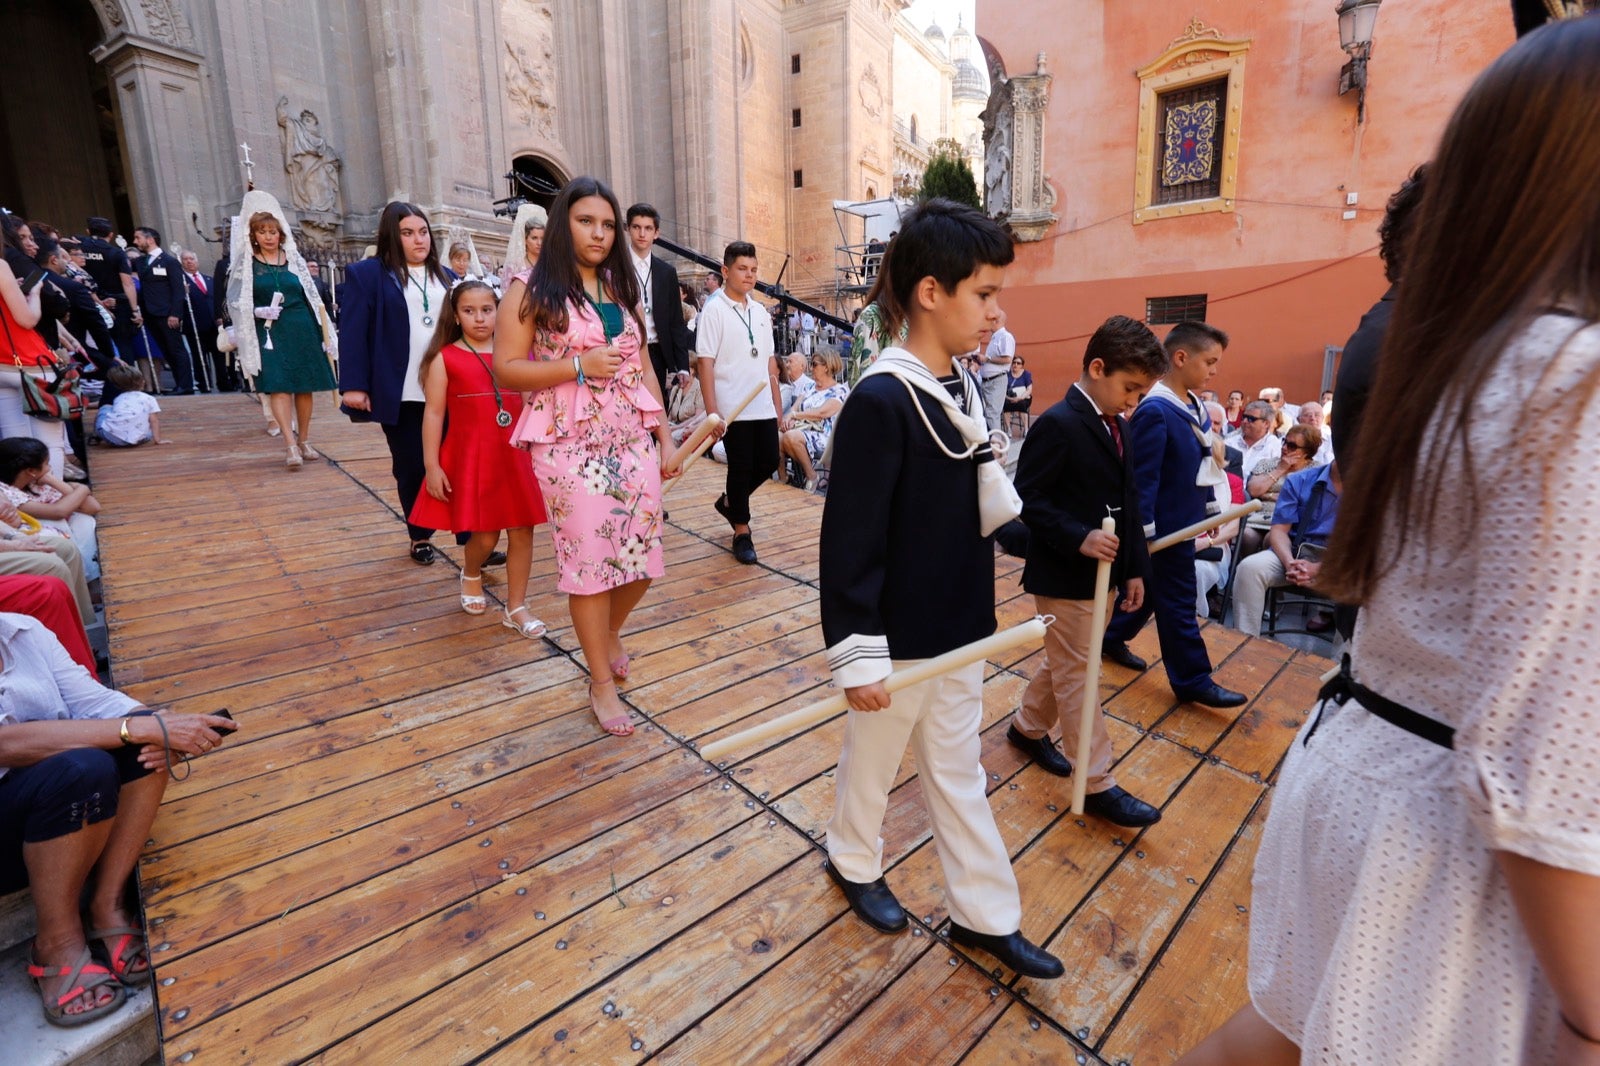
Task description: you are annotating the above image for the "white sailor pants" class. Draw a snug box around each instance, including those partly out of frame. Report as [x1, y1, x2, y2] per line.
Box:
[827, 659, 1022, 935]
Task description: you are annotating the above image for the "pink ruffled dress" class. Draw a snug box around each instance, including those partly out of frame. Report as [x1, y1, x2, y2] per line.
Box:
[510, 293, 666, 595]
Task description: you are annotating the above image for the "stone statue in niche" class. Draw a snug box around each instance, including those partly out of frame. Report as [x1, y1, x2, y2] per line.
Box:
[276, 97, 343, 215]
[982, 80, 1014, 218]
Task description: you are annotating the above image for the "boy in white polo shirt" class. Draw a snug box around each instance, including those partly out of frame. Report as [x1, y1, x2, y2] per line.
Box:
[696, 241, 782, 564]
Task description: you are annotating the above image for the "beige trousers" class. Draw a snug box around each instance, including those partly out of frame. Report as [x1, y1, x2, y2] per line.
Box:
[0, 538, 94, 623]
[827, 659, 1022, 935]
[1014, 595, 1117, 794]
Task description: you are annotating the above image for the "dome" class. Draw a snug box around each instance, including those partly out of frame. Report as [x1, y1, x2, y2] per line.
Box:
[924, 21, 946, 45]
[953, 58, 987, 101]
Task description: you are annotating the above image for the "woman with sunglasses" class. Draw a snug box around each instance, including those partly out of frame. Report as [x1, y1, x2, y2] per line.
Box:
[1239, 423, 1320, 560]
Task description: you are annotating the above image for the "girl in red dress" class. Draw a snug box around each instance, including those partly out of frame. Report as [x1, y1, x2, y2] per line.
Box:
[410, 280, 549, 637]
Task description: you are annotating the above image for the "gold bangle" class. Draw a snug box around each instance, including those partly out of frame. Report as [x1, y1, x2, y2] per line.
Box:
[119, 718, 134, 746]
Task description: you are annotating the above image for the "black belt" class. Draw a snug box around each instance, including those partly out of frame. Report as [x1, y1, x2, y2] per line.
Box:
[1306, 654, 1455, 749]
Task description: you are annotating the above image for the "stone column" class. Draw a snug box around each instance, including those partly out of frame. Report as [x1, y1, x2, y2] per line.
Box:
[93, 34, 222, 248]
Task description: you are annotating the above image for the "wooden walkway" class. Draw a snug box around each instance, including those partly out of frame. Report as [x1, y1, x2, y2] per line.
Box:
[92, 393, 1328, 1066]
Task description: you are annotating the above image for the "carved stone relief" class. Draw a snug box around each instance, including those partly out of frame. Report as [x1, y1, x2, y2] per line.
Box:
[858, 64, 884, 120]
[138, 0, 195, 49]
[90, 0, 125, 29]
[277, 96, 343, 216]
[503, 2, 557, 139]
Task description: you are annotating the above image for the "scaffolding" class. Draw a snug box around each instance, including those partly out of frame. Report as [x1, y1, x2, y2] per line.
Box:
[832, 198, 907, 314]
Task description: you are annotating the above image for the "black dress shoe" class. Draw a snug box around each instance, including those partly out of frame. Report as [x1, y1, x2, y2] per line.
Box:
[408, 542, 437, 565]
[948, 924, 1064, 979]
[824, 861, 907, 933]
[483, 550, 508, 567]
[1006, 724, 1072, 777]
[1082, 785, 1162, 828]
[732, 533, 758, 565]
[713, 493, 735, 529]
[1102, 643, 1148, 672]
[1173, 681, 1248, 708]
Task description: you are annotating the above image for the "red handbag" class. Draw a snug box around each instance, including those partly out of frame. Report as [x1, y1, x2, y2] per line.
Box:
[2, 313, 84, 421]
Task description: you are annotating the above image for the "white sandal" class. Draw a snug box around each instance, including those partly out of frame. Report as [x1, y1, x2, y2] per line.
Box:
[285, 445, 303, 469]
[502, 605, 547, 639]
[459, 573, 488, 615]
[299, 441, 322, 461]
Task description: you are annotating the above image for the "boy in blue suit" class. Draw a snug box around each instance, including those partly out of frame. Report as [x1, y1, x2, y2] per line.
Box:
[1102, 321, 1247, 708]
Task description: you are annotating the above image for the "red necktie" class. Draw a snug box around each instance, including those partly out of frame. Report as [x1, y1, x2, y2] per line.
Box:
[1103, 414, 1123, 458]
[193, 273, 206, 294]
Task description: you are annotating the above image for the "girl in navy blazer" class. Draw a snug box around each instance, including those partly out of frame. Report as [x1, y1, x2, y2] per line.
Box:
[338, 202, 455, 563]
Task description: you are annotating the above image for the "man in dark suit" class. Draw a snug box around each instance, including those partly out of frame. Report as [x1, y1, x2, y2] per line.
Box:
[132, 226, 199, 393]
[79, 218, 139, 359]
[1009, 315, 1169, 826]
[624, 203, 694, 399]
[179, 250, 231, 391]
[1101, 320, 1247, 708]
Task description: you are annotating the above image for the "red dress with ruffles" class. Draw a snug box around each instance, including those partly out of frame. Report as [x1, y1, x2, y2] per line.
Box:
[409, 343, 547, 533]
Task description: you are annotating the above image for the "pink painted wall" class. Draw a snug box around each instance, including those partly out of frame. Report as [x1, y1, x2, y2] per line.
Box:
[978, 0, 1513, 403]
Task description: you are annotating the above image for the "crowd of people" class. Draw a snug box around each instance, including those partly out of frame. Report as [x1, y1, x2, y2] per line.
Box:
[0, 12, 1595, 1058]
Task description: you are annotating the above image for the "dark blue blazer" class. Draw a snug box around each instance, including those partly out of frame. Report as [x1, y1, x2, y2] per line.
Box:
[136, 251, 186, 317]
[336, 257, 454, 425]
[1015, 387, 1148, 600]
[1126, 389, 1213, 539]
[181, 270, 215, 329]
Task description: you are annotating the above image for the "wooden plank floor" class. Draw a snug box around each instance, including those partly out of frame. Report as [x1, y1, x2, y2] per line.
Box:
[92, 393, 1329, 1066]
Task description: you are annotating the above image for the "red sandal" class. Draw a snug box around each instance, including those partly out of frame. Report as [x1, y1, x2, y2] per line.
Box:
[27, 946, 126, 1027]
[89, 925, 152, 987]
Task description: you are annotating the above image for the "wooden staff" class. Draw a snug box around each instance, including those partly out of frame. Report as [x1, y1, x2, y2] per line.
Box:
[1072, 516, 1117, 816]
[1148, 500, 1263, 553]
[663, 413, 723, 477]
[698, 615, 1051, 763]
[662, 380, 768, 494]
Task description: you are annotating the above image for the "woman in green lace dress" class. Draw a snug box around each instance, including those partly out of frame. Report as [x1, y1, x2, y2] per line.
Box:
[244, 209, 336, 468]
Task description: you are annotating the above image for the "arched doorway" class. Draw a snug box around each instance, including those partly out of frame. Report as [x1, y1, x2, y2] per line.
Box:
[506, 155, 565, 212]
[0, 0, 133, 235]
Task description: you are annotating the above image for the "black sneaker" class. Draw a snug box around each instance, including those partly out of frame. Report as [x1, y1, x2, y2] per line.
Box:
[732, 533, 758, 565]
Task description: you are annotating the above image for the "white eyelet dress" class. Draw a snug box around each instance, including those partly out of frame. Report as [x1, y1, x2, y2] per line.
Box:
[1247, 315, 1600, 1064]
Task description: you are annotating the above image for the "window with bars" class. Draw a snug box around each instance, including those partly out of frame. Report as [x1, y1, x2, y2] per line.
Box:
[1146, 293, 1209, 324]
[792, 108, 802, 128]
[1153, 78, 1227, 206]
[790, 54, 801, 74]
[793, 170, 804, 188]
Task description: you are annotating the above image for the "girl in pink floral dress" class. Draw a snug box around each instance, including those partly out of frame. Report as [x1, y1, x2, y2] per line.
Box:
[494, 176, 679, 736]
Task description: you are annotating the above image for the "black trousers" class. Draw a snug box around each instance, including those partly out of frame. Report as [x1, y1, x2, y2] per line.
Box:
[381, 401, 435, 542]
[179, 311, 231, 391]
[143, 316, 195, 392]
[722, 418, 779, 526]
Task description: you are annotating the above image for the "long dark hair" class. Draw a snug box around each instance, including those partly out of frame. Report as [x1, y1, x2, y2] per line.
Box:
[519, 176, 644, 338]
[376, 201, 449, 287]
[417, 279, 497, 387]
[0, 437, 49, 486]
[1322, 17, 1600, 602]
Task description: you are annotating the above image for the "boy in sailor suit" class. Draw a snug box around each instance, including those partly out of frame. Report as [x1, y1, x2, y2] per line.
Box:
[818, 199, 1062, 980]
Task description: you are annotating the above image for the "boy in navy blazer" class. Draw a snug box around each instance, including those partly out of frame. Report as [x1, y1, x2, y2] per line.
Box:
[1101, 321, 1248, 709]
[1009, 316, 1169, 826]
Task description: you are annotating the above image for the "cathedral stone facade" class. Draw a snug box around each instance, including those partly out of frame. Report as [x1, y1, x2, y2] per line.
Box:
[0, 0, 969, 308]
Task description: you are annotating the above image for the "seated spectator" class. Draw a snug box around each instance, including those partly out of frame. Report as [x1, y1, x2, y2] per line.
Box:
[1225, 400, 1283, 476]
[1296, 401, 1335, 464]
[1003, 355, 1033, 436]
[0, 612, 235, 1026]
[94, 364, 168, 447]
[1239, 423, 1319, 561]
[1258, 386, 1297, 435]
[0, 575, 93, 672]
[1223, 389, 1245, 431]
[0, 495, 94, 625]
[0, 438, 100, 582]
[778, 350, 848, 492]
[1196, 469, 1245, 619]
[1232, 461, 1341, 637]
[777, 350, 815, 416]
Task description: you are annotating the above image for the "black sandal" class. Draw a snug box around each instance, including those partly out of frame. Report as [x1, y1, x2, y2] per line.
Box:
[409, 541, 437, 565]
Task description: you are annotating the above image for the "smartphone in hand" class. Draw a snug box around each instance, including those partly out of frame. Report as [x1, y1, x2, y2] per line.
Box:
[19, 269, 45, 297]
